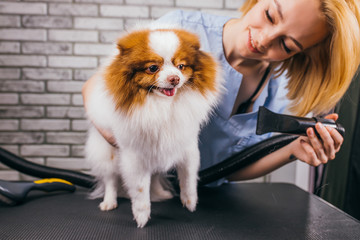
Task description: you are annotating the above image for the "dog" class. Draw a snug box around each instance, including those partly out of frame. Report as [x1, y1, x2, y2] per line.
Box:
[85, 25, 223, 228]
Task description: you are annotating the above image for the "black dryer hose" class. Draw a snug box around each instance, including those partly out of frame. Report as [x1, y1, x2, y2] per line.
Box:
[0, 147, 95, 188]
[198, 134, 298, 186]
[0, 134, 297, 188]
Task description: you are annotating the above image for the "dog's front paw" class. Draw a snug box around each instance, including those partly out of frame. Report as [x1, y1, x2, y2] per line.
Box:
[180, 191, 198, 212]
[132, 203, 151, 228]
[99, 200, 118, 211]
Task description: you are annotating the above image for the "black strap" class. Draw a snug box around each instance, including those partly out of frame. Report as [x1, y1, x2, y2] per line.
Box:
[236, 66, 271, 114]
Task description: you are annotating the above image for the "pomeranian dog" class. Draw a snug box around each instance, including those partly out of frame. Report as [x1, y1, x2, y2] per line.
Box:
[85, 24, 223, 228]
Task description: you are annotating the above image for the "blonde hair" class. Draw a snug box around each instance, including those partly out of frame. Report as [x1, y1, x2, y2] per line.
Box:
[241, 0, 360, 116]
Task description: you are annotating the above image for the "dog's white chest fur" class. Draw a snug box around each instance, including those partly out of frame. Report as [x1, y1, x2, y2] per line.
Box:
[88, 77, 211, 171]
[86, 75, 215, 227]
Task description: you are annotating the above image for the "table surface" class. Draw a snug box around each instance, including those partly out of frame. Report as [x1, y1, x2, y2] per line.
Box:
[1, 182, 359, 240]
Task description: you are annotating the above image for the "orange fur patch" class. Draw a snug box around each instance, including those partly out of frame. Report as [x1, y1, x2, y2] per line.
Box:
[104, 30, 157, 114]
[173, 29, 217, 97]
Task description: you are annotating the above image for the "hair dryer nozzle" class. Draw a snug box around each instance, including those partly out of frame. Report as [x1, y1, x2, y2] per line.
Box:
[256, 106, 345, 137]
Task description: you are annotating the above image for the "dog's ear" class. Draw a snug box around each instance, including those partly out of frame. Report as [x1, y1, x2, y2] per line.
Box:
[190, 50, 218, 95]
[116, 44, 122, 54]
[116, 32, 132, 56]
[116, 41, 126, 56]
[116, 30, 149, 56]
[186, 32, 200, 51]
[176, 30, 200, 51]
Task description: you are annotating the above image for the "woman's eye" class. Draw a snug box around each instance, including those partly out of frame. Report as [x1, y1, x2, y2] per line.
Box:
[177, 64, 185, 70]
[281, 39, 292, 54]
[265, 9, 274, 24]
[146, 65, 159, 74]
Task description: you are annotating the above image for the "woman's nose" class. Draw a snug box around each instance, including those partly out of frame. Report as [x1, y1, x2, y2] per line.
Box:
[258, 31, 276, 51]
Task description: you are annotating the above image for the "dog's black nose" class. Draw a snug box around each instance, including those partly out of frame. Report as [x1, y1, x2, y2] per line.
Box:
[168, 75, 180, 86]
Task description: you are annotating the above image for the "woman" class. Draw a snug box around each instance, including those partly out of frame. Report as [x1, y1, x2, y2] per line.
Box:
[82, 0, 360, 183]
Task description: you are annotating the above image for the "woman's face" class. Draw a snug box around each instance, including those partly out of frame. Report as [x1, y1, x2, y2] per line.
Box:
[234, 0, 329, 62]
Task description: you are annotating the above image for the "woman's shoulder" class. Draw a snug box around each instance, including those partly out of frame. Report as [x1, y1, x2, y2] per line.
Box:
[156, 10, 231, 29]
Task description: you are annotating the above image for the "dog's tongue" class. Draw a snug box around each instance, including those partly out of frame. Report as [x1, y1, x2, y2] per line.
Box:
[160, 88, 175, 97]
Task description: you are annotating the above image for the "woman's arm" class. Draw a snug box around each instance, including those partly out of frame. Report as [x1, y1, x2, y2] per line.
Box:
[227, 114, 343, 181]
[227, 140, 296, 181]
[82, 75, 118, 147]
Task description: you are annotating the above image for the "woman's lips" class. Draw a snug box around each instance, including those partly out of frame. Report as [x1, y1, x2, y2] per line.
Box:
[248, 29, 261, 54]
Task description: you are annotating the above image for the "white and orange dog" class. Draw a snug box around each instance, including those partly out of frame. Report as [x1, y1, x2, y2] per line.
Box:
[85, 25, 223, 227]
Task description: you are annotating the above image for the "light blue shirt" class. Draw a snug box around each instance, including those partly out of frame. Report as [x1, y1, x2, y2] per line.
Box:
[156, 10, 290, 183]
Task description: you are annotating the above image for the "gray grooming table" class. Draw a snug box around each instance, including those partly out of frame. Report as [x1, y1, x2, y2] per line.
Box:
[0, 182, 359, 240]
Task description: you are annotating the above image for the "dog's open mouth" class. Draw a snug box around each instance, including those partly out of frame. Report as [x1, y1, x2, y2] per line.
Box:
[155, 87, 176, 97]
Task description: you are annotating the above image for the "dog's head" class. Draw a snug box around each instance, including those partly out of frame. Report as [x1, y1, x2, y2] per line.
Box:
[105, 28, 217, 114]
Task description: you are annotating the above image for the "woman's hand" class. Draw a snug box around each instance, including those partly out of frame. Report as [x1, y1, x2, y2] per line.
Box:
[82, 75, 118, 148]
[95, 127, 118, 147]
[289, 113, 343, 166]
[227, 113, 343, 182]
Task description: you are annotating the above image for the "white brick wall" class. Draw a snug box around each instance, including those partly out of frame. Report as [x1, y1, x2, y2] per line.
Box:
[0, 0, 240, 181]
[48, 56, 98, 68]
[21, 119, 70, 131]
[74, 17, 124, 30]
[176, 0, 222, 9]
[0, 16, 20, 27]
[21, 145, 70, 157]
[22, 16, 73, 28]
[0, 55, 47, 67]
[0, 42, 20, 53]
[49, 4, 98, 16]
[21, 94, 71, 105]
[100, 5, 150, 18]
[0, 80, 45, 92]
[0, 68, 20, 79]
[0, 29, 47, 41]
[23, 68, 72, 80]
[49, 29, 98, 42]
[0, 2, 47, 15]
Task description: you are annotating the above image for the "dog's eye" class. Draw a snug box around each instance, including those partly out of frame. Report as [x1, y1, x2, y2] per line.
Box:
[177, 64, 185, 70]
[146, 65, 159, 74]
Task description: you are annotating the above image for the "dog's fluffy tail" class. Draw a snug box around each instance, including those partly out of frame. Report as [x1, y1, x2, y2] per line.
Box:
[88, 181, 105, 200]
[88, 176, 129, 200]
[150, 173, 176, 202]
